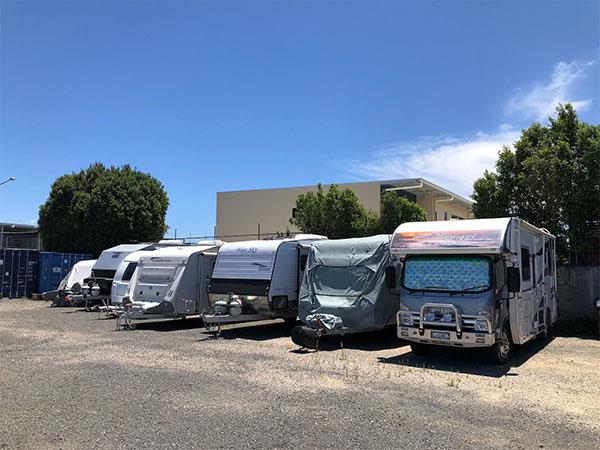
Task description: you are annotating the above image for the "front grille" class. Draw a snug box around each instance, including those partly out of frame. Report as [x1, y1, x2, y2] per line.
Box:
[406, 312, 479, 331]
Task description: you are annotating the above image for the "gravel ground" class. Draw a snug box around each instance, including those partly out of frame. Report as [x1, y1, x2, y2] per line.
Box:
[0, 299, 599, 450]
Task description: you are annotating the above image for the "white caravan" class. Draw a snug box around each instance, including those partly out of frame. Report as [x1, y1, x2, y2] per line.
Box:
[389, 218, 557, 364]
[121, 242, 223, 321]
[83, 242, 183, 307]
[203, 235, 327, 328]
[110, 251, 148, 307]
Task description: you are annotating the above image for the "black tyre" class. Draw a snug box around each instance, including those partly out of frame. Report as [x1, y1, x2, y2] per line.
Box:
[488, 324, 512, 365]
[283, 317, 298, 328]
[291, 325, 317, 349]
[410, 342, 431, 355]
[542, 308, 555, 340]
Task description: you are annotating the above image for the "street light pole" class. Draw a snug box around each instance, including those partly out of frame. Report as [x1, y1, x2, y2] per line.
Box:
[0, 176, 16, 187]
[0, 177, 16, 248]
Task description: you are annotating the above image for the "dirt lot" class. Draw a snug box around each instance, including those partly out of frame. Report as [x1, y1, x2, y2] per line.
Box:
[0, 299, 599, 449]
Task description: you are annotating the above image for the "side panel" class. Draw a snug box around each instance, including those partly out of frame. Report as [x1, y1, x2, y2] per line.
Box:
[171, 256, 199, 315]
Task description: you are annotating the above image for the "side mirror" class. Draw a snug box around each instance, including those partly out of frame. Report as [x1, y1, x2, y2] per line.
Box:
[506, 267, 521, 293]
[385, 266, 397, 289]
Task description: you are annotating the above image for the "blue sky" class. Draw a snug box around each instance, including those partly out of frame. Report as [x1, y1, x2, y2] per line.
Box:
[1, 1, 598, 238]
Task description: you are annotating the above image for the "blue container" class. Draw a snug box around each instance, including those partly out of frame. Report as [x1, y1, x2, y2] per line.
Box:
[37, 252, 93, 294]
[0, 249, 39, 298]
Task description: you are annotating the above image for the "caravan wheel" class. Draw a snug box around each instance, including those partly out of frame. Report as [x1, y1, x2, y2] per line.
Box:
[542, 308, 555, 340]
[488, 325, 512, 365]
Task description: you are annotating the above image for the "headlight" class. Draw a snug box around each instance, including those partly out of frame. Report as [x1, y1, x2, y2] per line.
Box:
[82, 285, 90, 296]
[474, 319, 489, 332]
[91, 284, 101, 296]
[400, 312, 413, 325]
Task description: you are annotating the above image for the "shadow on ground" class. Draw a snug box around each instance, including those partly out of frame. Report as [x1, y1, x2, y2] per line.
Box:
[199, 320, 295, 341]
[377, 336, 554, 378]
[129, 317, 206, 332]
[291, 327, 408, 353]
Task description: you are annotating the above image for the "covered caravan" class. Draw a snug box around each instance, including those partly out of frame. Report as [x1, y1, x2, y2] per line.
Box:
[122, 242, 222, 321]
[292, 235, 396, 347]
[44, 259, 97, 306]
[58, 259, 97, 291]
[204, 235, 326, 327]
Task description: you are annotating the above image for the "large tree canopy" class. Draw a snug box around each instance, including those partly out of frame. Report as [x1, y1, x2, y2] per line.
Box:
[472, 104, 599, 264]
[290, 184, 367, 239]
[39, 163, 169, 256]
[376, 191, 428, 234]
[290, 184, 427, 238]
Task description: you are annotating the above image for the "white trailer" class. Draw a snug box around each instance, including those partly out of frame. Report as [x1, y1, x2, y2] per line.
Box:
[389, 218, 557, 364]
[202, 235, 326, 329]
[117, 242, 223, 323]
[110, 250, 147, 307]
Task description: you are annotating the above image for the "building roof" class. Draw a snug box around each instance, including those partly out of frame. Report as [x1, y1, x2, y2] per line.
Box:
[217, 177, 473, 209]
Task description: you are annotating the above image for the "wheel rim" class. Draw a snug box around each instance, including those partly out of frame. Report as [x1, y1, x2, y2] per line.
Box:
[498, 329, 510, 359]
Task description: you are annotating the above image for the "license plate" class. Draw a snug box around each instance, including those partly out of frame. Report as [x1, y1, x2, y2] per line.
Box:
[430, 331, 450, 340]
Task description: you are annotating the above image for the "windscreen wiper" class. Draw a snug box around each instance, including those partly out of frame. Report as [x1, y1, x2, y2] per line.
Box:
[408, 286, 448, 295]
[450, 285, 488, 296]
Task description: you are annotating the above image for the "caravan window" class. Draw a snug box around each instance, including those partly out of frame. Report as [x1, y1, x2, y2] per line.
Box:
[521, 247, 531, 281]
[122, 263, 138, 281]
[544, 241, 554, 276]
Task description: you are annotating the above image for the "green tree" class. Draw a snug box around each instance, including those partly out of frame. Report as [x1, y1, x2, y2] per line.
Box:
[376, 191, 428, 233]
[472, 104, 600, 264]
[290, 184, 368, 239]
[291, 185, 427, 238]
[39, 163, 169, 256]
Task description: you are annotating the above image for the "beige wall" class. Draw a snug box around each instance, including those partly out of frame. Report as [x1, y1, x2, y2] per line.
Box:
[216, 182, 472, 241]
[216, 182, 381, 240]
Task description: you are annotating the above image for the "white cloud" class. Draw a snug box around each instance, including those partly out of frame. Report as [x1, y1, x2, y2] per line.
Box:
[349, 126, 520, 198]
[504, 61, 594, 121]
[348, 60, 596, 199]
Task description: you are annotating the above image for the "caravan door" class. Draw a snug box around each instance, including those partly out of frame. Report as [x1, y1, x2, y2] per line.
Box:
[297, 245, 311, 296]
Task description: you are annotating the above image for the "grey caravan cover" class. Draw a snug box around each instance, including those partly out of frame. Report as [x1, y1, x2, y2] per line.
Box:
[298, 235, 396, 332]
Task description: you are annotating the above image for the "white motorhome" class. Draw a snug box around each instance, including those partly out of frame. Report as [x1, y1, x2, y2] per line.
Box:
[120, 242, 223, 321]
[389, 218, 557, 364]
[203, 235, 326, 328]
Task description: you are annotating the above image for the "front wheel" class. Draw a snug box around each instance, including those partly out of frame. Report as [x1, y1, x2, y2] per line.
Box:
[410, 342, 430, 355]
[488, 325, 512, 365]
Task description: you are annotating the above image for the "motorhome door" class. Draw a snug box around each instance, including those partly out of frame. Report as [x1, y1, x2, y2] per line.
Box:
[514, 234, 536, 343]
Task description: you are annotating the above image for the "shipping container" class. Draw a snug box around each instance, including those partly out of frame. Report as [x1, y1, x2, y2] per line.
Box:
[37, 252, 93, 294]
[0, 249, 39, 298]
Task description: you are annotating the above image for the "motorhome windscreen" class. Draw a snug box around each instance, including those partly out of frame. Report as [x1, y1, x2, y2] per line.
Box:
[310, 266, 371, 297]
[403, 256, 491, 293]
